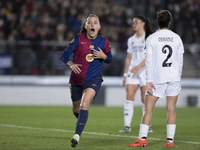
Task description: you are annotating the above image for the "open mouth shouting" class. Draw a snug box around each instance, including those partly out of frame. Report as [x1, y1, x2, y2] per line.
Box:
[85, 16, 101, 39]
[87, 28, 97, 39]
[90, 28, 96, 35]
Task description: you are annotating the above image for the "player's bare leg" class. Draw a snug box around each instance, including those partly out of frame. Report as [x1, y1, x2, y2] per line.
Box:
[142, 95, 158, 125]
[71, 88, 95, 148]
[166, 95, 178, 147]
[140, 86, 153, 132]
[127, 95, 158, 147]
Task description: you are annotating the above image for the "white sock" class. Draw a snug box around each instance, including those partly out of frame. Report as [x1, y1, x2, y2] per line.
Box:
[167, 124, 176, 142]
[139, 124, 149, 140]
[75, 134, 80, 138]
[124, 100, 134, 127]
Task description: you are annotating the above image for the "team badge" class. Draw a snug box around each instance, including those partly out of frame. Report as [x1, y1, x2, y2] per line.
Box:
[86, 54, 94, 62]
[142, 40, 145, 43]
[89, 45, 94, 50]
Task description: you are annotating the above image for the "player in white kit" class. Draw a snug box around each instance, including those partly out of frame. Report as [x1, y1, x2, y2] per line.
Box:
[118, 15, 153, 133]
[127, 10, 184, 147]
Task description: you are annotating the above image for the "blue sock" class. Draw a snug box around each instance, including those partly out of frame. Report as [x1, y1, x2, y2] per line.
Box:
[75, 109, 88, 136]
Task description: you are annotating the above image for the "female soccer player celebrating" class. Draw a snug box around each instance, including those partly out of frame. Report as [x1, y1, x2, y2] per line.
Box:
[60, 14, 112, 148]
[127, 10, 184, 147]
[119, 15, 153, 133]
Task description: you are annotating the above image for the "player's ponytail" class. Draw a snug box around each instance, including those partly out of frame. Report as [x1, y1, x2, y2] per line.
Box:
[157, 10, 172, 29]
[144, 18, 153, 39]
[135, 16, 153, 39]
[79, 20, 87, 34]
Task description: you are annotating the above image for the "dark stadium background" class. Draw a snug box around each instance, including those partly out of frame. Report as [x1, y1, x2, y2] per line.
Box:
[0, 0, 200, 77]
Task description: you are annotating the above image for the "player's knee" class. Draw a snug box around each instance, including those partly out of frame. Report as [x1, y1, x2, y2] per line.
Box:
[126, 95, 135, 101]
[80, 102, 89, 110]
[73, 107, 80, 114]
[166, 105, 176, 112]
[145, 106, 153, 114]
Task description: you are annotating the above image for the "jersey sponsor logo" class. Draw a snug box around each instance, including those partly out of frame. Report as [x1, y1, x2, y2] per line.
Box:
[89, 45, 94, 50]
[139, 46, 144, 51]
[69, 38, 75, 43]
[132, 46, 145, 52]
[86, 54, 94, 62]
[81, 42, 87, 44]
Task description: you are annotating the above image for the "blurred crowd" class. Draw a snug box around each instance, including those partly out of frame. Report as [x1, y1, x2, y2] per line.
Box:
[0, 0, 200, 75]
[1, 0, 200, 45]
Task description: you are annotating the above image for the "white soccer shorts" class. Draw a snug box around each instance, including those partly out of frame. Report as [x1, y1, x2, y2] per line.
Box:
[149, 81, 181, 98]
[125, 70, 146, 87]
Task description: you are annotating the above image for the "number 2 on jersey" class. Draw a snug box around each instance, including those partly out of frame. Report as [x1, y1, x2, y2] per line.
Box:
[162, 45, 172, 67]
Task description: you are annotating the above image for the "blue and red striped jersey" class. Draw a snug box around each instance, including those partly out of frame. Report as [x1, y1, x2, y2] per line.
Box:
[60, 32, 112, 86]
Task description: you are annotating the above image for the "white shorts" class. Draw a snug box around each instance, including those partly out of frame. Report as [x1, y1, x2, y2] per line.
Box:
[125, 70, 146, 87]
[147, 81, 181, 98]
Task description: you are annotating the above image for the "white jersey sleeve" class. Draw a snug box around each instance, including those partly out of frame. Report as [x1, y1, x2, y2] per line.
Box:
[145, 30, 184, 84]
[145, 36, 153, 83]
[127, 37, 133, 53]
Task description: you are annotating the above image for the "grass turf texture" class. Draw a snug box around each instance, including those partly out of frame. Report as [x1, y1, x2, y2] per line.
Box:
[0, 106, 200, 150]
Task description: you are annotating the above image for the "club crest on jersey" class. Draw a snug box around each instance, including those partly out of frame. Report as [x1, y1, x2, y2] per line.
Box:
[142, 40, 145, 43]
[89, 45, 94, 50]
[86, 54, 94, 62]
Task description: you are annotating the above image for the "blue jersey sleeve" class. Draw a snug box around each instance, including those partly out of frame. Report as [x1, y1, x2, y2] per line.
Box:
[103, 51, 112, 63]
[102, 38, 112, 63]
[60, 35, 79, 65]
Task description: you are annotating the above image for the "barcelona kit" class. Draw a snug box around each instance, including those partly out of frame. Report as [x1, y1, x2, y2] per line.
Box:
[60, 32, 112, 86]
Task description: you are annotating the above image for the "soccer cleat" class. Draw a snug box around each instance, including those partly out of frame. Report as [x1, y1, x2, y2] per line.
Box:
[71, 134, 79, 148]
[118, 126, 131, 133]
[148, 125, 153, 133]
[127, 138, 148, 147]
[166, 141, 177, 147]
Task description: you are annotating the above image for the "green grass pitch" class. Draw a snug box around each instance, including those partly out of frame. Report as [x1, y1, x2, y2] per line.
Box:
[0, 106, 200, 150]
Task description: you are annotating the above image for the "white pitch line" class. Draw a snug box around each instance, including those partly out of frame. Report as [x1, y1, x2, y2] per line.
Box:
[0, 124, 200, 145]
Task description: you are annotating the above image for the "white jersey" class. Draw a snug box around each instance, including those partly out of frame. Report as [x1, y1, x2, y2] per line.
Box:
[127, 33, 145, 70]
[145, 29, 184, 84]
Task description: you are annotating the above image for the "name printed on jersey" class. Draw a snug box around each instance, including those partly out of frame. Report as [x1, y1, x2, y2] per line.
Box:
[158, 37, 174, 42]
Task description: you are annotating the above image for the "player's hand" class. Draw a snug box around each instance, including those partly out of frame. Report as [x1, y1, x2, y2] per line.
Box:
[92, 47, 107, 60]
[70, 64, 82, 74]
[131, 65, 140, 73]
[122, 77, 126, 86]
[146, 82, 156, 95]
